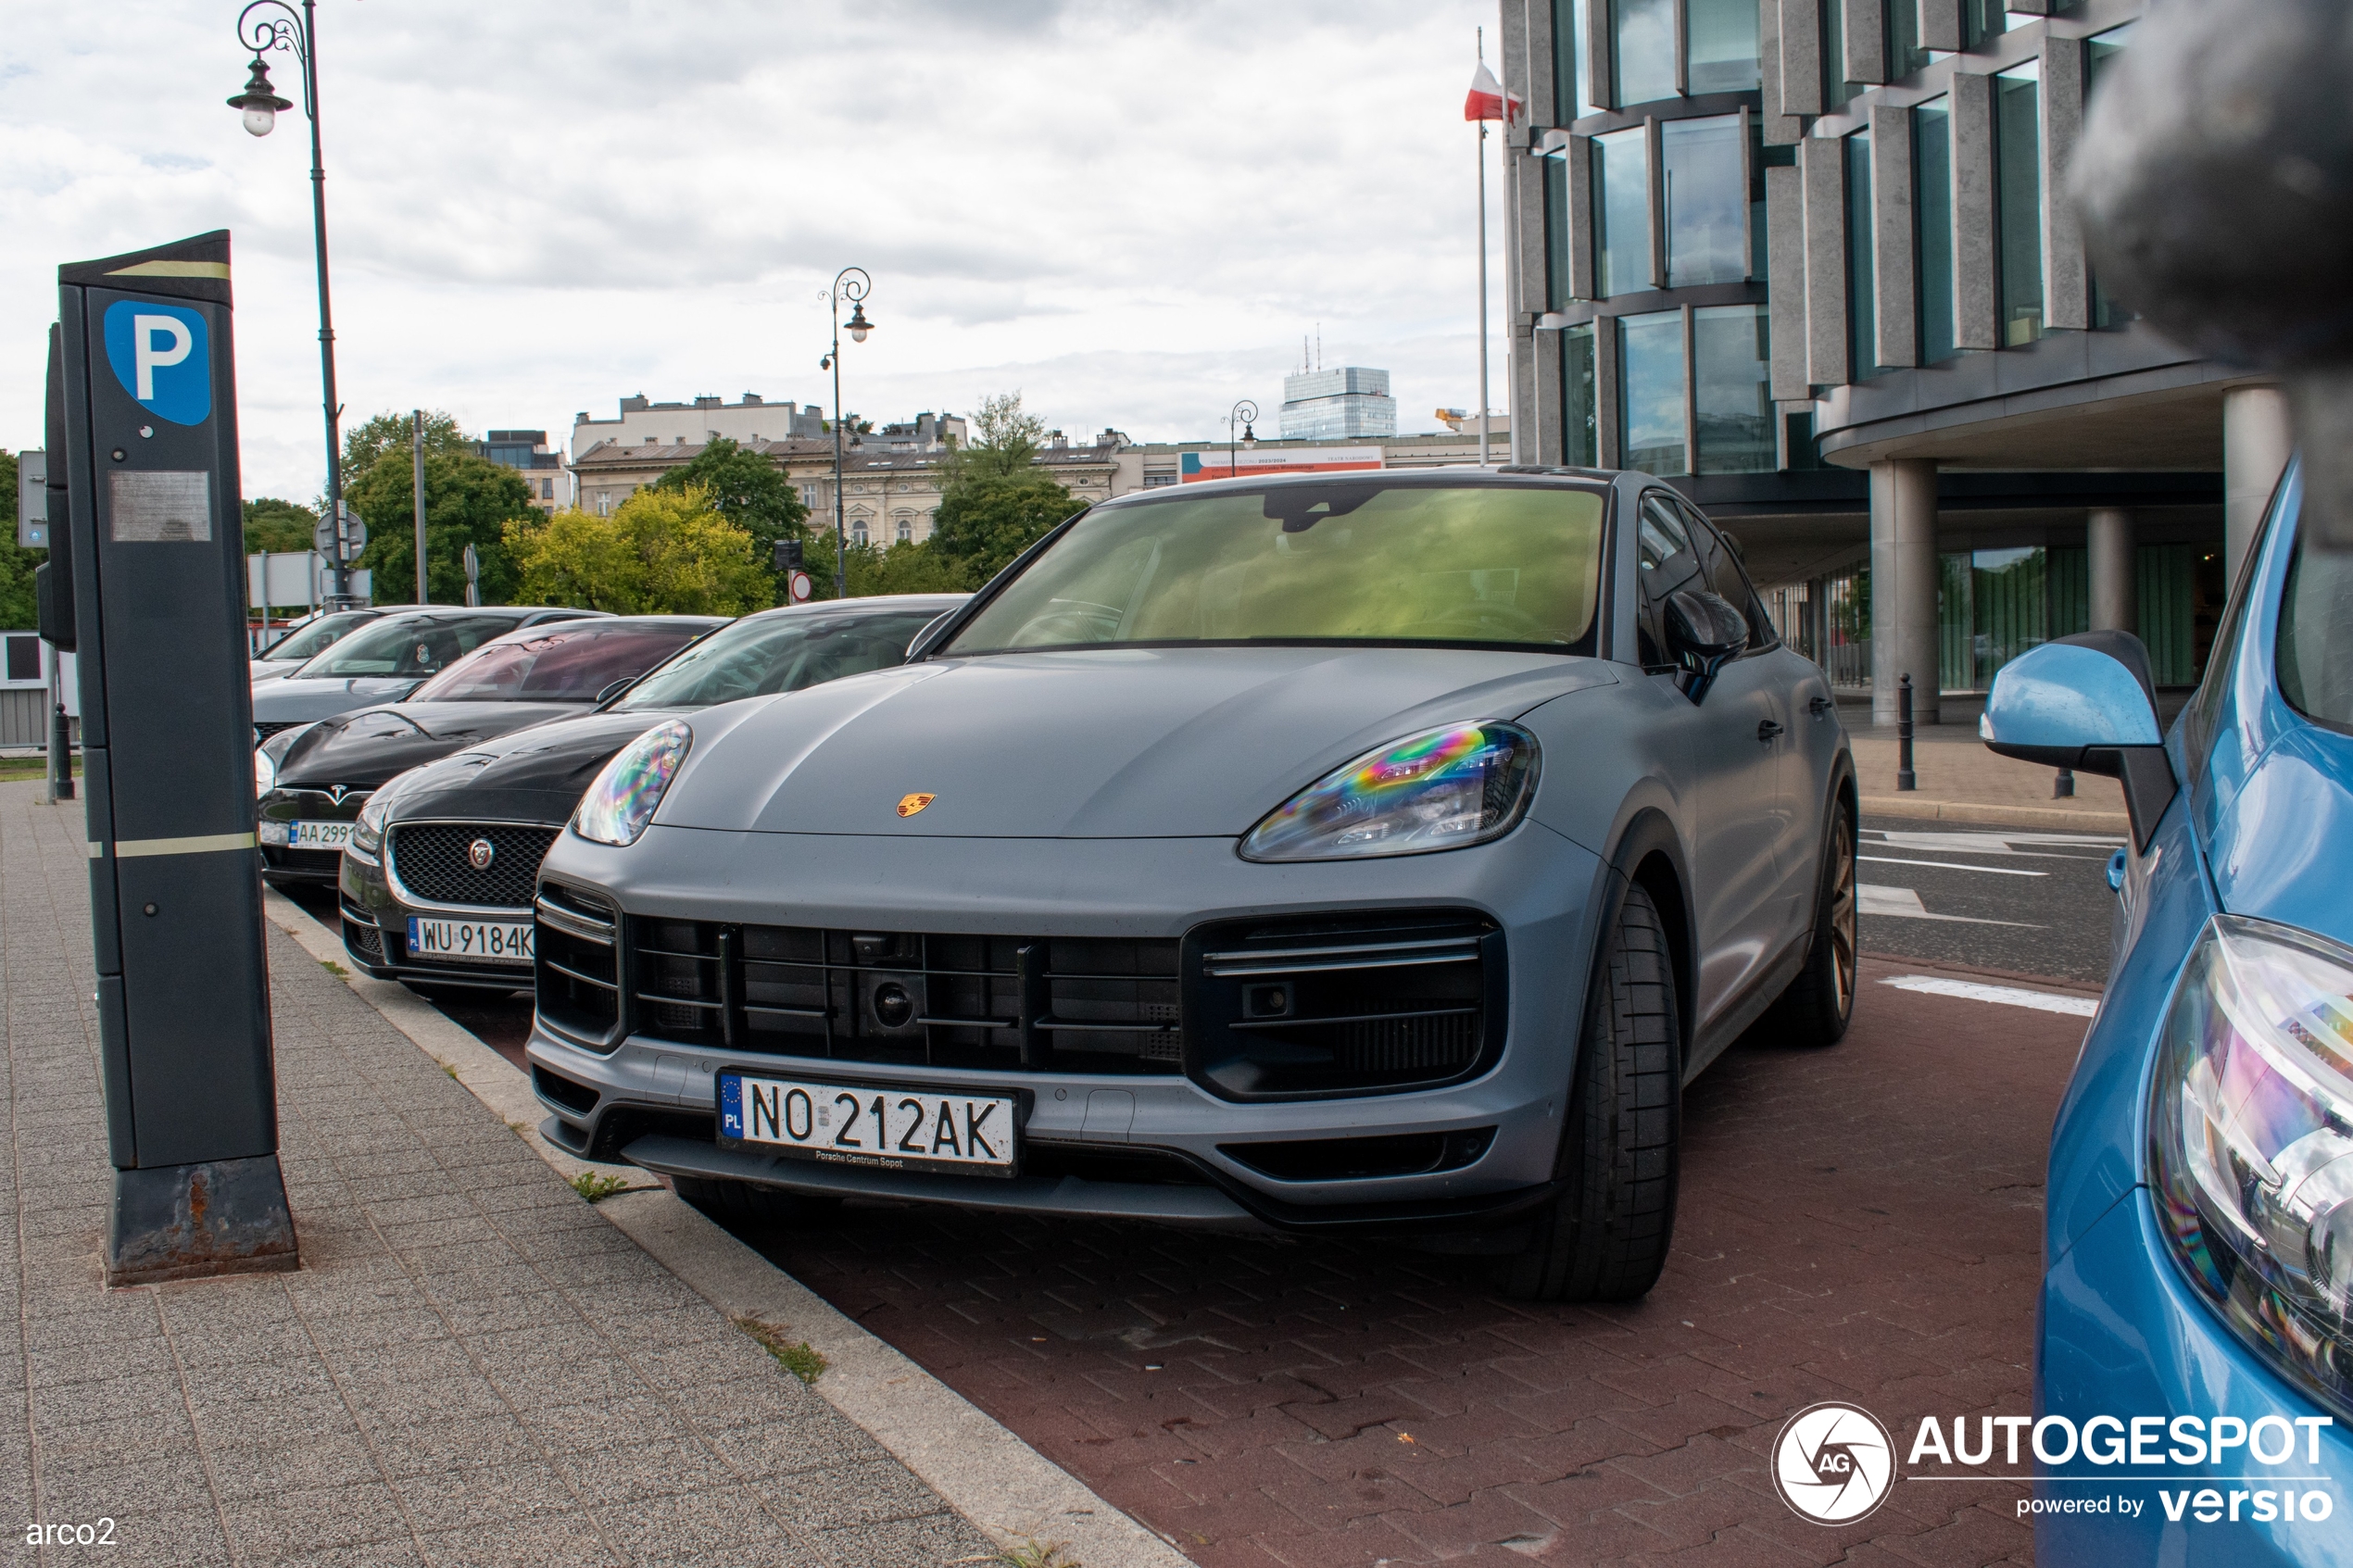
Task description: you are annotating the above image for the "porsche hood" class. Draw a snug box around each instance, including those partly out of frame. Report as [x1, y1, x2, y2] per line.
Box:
[655, 646, 1615, 840]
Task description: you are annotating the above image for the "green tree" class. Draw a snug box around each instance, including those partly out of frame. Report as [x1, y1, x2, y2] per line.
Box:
[0, 451, 42, 631]
[801, 535, 971, 600]
[241, 497, 319, 555]
[341, 409, 472, 492]
[929, 471, 1077, 584]
[648, 437, 807, 592]
[507, 486, 769, 615]
[936, 390, 1046, 485]
[347, 449, 536, 605]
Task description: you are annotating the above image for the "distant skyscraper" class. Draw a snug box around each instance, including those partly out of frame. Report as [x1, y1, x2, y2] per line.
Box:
[1279, 367, 1397, 440]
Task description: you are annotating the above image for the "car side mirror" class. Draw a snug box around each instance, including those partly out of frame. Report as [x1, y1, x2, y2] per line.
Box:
[1981, 630, 2176, 849]
[1665, 589, 1748, 704]
[595, 676, 636, 706]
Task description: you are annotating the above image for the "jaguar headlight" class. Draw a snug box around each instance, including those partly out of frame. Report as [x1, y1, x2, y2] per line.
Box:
[2151, 914, 2353, 1421]
[573, 719, 692, 847]
[1239, 721, 1539, 863]
[349, 793, 392, 860]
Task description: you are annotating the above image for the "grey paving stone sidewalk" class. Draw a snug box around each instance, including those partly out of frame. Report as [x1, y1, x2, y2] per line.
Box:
[0, 782, 996, 1568]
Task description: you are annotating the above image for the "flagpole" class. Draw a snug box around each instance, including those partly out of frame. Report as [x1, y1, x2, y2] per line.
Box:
[1475, 29, 1491, 468]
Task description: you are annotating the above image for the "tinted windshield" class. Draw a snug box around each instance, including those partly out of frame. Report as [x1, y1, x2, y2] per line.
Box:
[297, 614, 525, 679]
[2279, 533, 2353, 731]
[614, 609, 943, 709]
[261, 611, 372, 663]
[407, 622, 711, 703]
[943, 483, 1607, 655]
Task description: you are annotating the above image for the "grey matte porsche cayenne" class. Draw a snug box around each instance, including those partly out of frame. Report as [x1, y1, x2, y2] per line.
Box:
[526, 469, 1858, 1300]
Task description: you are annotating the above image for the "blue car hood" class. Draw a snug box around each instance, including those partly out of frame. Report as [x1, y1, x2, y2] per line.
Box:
[656, 645, 1617, 839]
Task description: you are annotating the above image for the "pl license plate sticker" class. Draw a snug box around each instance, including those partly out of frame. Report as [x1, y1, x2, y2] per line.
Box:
[407, 917, 534, 965]
[720, 1073, 1017, 1177]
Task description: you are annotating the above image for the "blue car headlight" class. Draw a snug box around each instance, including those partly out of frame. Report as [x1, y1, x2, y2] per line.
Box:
[2151, 914, 2353, 1421]
[1239, 721, 1539, 863]
[573, 720, 692, 847]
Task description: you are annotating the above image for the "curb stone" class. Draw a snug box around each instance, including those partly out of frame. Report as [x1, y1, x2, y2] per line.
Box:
[263, 887, 1192, 1568]
[1857, 793, 2131, 833]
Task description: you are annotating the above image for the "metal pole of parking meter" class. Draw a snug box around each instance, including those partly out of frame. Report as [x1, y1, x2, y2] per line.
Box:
[411, 408, 427, 603]
[55, 232, 297, 1285]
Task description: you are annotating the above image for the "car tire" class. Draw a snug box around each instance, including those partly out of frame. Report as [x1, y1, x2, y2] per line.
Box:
[671, 1175, 840, 1227]
[1493, 882, 1681, 1304]
[1755, 797, 1858, 1048]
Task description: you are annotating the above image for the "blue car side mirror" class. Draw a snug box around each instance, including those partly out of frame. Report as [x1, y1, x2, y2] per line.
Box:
[1982, 630, 2176, 849]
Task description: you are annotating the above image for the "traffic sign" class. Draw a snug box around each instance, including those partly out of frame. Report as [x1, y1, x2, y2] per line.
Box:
[787, 570, 813, 603]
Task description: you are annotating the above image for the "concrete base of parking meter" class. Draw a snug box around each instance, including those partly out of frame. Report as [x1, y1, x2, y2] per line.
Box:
[107, 1155, 299, 1286]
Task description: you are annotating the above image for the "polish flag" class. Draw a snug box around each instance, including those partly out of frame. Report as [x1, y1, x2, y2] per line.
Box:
[1464, 63, 1522, 123]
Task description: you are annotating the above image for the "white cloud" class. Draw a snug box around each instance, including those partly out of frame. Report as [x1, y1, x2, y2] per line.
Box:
[1, 0, 1512, 498]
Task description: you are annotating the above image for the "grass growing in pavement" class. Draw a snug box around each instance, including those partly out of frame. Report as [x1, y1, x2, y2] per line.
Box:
[319, 959, 349, 978]
[734, 1315, 828, 1385]
[570, 1171, 631, 1203]
[954, 1540, 1081, 1568]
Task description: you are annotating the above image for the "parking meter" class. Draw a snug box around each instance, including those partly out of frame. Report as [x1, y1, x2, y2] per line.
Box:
[56, 231, 296, 1285]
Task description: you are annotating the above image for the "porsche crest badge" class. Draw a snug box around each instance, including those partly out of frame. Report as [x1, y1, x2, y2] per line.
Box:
[897, 793, 936, 818]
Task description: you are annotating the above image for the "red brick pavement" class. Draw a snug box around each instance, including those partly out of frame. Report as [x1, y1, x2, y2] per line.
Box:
[739, 952, 2086, 1566]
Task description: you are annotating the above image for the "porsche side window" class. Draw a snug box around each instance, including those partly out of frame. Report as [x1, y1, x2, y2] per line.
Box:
[1683, 505, 1777, 651]
[1636, 495, 1692, 574]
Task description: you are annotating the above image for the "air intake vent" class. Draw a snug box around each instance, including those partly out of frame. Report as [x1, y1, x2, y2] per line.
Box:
[534, 883, 620, 1047]
[1184, 909, 1504, 1099]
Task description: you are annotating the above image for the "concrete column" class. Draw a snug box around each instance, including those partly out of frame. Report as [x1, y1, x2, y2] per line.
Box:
[1870, 458, 1942, 727]
[1801, 137, 1850, 388]
[1767, 163, 1810, 401]
[2224, 383, 2294, 586]
[2087, 508, 2137, 633]
[1870, 103, 1919, 370]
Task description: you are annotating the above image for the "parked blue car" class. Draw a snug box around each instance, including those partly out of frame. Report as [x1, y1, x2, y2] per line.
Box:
[1985, 458, 2353, 1562]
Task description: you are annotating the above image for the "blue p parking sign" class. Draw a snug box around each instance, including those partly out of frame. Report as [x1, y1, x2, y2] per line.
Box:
[101, 301, 210, 426]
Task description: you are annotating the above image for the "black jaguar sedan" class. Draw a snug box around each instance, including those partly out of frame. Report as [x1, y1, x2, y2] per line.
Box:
[256, 615, 724, 888]
[338, 594, 965, 998]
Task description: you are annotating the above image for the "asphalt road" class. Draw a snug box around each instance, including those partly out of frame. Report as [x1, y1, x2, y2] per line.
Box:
[1854, 816, 2125, 986]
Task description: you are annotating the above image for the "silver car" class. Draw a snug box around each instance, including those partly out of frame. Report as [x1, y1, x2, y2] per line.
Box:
[249, 605, 600, 745]
[525, 470, 1857, 1300]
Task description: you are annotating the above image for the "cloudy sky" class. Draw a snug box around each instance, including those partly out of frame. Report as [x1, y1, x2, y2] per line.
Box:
[2, 0, 1510, 502]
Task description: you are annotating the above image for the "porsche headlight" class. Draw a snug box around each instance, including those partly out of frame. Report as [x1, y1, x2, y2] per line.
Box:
[2151, 914, 2353, 1421]
[573, 720, 692, 847]
[1239, 721, 1539, 863]
[348, 794, 391, 861]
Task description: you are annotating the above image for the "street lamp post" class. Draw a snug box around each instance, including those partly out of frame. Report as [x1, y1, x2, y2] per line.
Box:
[1227, 399, 1258, 478]
[818, 269, 875, 600]
[226, 1, 352, 603]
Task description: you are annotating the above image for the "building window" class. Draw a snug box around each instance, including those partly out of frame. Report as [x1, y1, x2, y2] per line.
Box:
[1914, 97, 1958, 364]
[1143, 473, 1177, 487]
[596, 492, 612, 517]
[1693, 305, 1773, 473]
[1661, 114, 1747, 287]
[539, 478, 554, 500]
[1562, 323, 1599, 466]
[851, 517, 869, 546]
[1617, 308, 1687, 475]
[1592, 127, 1651, 298]
[1995, 61, 2043, 346]
[1553, 0, 1602, 119]
[1822, 0, 1858, 109]
[1844, 129, 1891, 380]
[2087, 23, 2137, 329]
[799, 483, 820, 508]
[1544, 153, 1574, 308]
[896, 516, 912, 545]
[1962, 0, 2005, 51]
[1685, 0, 1759, 94]
[1613, 0, 1677, 107]
[1885, 0, 1928, 79]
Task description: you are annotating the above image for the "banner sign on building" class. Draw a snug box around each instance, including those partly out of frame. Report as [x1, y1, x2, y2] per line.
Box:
[1177, 446, 1383, 483]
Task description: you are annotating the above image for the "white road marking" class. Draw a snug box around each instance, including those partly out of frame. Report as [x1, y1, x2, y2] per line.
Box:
[1880, 973, 2100, 1017]
[1859, 855, 2047, 877]
[1857, 884, 2038, 926]
[1869, 831, 2121, 859]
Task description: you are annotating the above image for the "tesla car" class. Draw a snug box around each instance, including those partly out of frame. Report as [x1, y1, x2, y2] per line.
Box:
[251, 608, 383, 684]
[256, 615, 724, 889]
[525, 470, 1857, 1300]
[337, 594, 967, 998]
[1990, 458, 2353, 1562]
[249, 605, 603, 744]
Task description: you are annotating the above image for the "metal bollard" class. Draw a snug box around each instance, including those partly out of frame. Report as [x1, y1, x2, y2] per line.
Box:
[2055, 767, 2075, 798]
[47, 700, 73, 802]
[1897, 674, 1917, 792]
